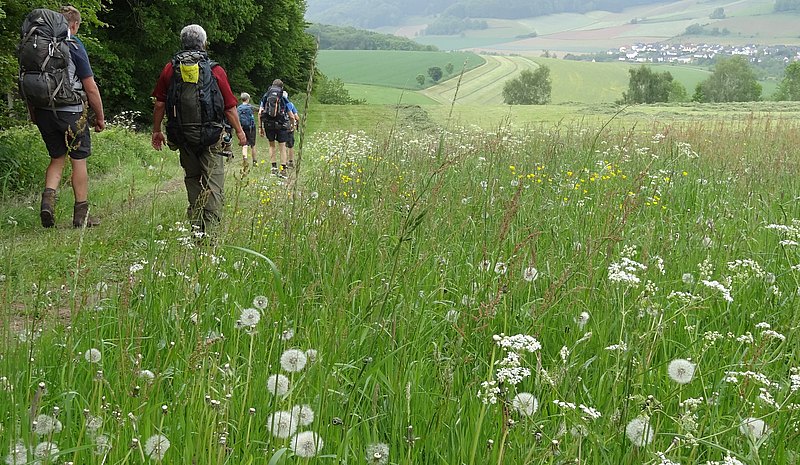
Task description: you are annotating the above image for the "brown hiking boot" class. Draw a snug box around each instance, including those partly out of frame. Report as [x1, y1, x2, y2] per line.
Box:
[40, 189, 56, 228]
[73, 201, 100, 228]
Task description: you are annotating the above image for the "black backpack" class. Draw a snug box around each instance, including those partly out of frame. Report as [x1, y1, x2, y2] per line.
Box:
[261, 85, 286, 128]
[165, 50, 225, 147]
[17, 9, 84, 109]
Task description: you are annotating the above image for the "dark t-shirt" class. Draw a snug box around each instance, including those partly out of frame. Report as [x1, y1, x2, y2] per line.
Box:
[70, 36, 93, 80]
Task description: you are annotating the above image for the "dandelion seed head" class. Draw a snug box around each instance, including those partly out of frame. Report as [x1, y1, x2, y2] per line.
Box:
[523, 266, 539, 282]
[625, 417, 654, 446]
[239, 308, 261, 328]
[139, 369, 156, 382]
[305, 349, 318, 363]
[85, 415, 103, 432]
[667, 359, 696, 384]
[366, 442, 389, 465]
[280, 349, 308, 372]
[267, 411, 298, 439]
[290, 431, 323, 458]
[144, 434, 170, 461]
[512, 392, 538, 417]
[5, 441, 27, 465]
[33, 441, 59, 460]
[281, 328, 295, 341]
[252, 295, 269, 310]
[494, 261, 508, 275]
[33, 414, 62, 436]
[291, 404, 315, 426]
[94, 434, 112, 455]
[739, 417, 769, 440]
[85, 348, 102, 363]
[575, 311, 590, 329]
[266, 374, 290, 397]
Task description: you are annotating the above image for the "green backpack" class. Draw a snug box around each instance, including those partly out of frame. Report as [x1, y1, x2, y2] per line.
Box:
[165, 50, 225, 147]
[18, 9, 83, 109]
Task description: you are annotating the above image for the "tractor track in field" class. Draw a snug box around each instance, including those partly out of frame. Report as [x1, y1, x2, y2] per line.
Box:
[420, 56, 539, 105]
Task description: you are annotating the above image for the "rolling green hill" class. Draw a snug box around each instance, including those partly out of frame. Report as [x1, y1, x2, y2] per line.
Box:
[315, 50, 485, 89]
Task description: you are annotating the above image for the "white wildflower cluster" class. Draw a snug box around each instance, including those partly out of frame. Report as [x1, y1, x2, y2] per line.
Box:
[727, 259, 765, 282]
[705, 455, 745, 465]
[698, 258, 714, 280]
[478, 380, 501, 405]
[579, 404, 602, 420]
[608, 257, 647, 286]
[701, 280, 733, 303]
[493, 334, 541, 353]
[657, 452, 681, 465]
[605, 342, 628, 352]
[553, 399, 576, 410]
[667, 291, 701, 304]
[758, 388, 779, 408]
[791, 368, 800, 393]
[478, 334, 541, 408]
[766, 219, 800, 243]
[724, 371, 780, 389]
[761, 329, 786, 341]
[676, 141, 699, 159]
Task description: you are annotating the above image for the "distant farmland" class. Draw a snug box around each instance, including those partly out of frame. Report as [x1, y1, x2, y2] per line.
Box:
[316, 50, 485, 89]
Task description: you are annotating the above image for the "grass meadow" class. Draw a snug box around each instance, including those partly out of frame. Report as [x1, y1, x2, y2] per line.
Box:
[1, 103, 800, 464]
[315, 51, 484, 90]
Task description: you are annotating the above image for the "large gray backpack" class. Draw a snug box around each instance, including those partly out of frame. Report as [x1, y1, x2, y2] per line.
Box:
[18, 9, 83, 109]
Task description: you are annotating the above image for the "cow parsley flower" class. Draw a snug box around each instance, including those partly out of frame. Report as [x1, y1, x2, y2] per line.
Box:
[144, 434, 170, 461]
[85, 348, 102, 363]
[291, 404, 315, 426]
[625, 417, 654, 446]
[667, 359, 696, 384]
[512, 392, 538, 417]
[493, 333, 541, 352]
[290, 431, 323, 457]
[366, 442, 390, 465]
[267, 411, 297, 439]
[280, 349, 308, 372]
[266, 374, 290, 397]
[701, 280, 733, 302]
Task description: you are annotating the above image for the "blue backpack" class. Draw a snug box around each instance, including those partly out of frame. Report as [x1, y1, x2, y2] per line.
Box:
[237, 103, 255, 128]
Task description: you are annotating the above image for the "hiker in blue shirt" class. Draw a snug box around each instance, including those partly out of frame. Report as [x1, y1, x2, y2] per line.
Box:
[237, 93, 258, 166]
[284, 91, 300, 169]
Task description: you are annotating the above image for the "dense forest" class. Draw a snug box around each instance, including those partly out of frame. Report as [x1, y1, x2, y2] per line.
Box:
[306, 24, 436, 50]
[306, 0, 666, 28]
[0, 0, 315, 127]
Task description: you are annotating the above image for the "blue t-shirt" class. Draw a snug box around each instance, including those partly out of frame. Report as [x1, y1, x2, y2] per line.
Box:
[286, 101, 297, 115]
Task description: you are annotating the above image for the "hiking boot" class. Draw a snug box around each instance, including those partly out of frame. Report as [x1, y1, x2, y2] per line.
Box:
[73, 201, 100, 228]
[275, 169, 288, 180]
[271, 167, 278, 176]
[287, 160, 295, 169]
[40, 188, 56, 228]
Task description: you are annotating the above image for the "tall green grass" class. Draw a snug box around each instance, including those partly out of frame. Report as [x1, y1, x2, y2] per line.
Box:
[1, 109, 799, 464]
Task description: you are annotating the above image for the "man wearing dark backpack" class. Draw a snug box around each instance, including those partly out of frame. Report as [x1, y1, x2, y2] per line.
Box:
[258, 79, 290, 179]
[151, 24, 246, 236]
[237, 92, 258, 167]
[20, 6, 106, 228]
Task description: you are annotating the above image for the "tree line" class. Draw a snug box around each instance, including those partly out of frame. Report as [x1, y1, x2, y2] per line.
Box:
[0, 0, 315, 127]
[306, 0, 666, 29]
[306, 24, 437, 51]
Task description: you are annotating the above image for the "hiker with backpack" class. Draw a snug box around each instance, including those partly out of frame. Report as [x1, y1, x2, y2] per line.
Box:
[258, 79, 291, 178]
[20, 6, 106, 228]
[151, 24, 246, 236]
[237, 92, 258, 167]
[284, 91, 300, 169]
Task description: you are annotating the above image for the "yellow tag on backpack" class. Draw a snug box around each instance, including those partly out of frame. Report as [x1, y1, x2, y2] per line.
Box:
[180, 62, 199, 84]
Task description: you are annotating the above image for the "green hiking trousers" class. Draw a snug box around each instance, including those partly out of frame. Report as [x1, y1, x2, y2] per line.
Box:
[178, 142, 224, 234]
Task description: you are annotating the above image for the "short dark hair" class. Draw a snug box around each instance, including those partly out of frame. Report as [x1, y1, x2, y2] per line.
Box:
[272, 79, 284, 88]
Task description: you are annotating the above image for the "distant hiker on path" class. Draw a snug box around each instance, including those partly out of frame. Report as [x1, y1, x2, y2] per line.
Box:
[284, 91, 300, 169]
[151, 24, 246, 236]
[22, 6, 106, 228]
[259, 79, 290, 178]
[238, 92, 258, 167]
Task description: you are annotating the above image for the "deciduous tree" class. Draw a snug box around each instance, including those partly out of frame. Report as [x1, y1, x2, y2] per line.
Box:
[427, 66, 443, 82]
[620, 66, 682, 103]
[694, 55, 762, 102]
[502, 66, 551, 105]
[775, 61, 800, 101]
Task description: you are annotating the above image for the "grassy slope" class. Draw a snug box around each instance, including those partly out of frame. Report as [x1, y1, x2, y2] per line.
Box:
[315, 50, 485, 89]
